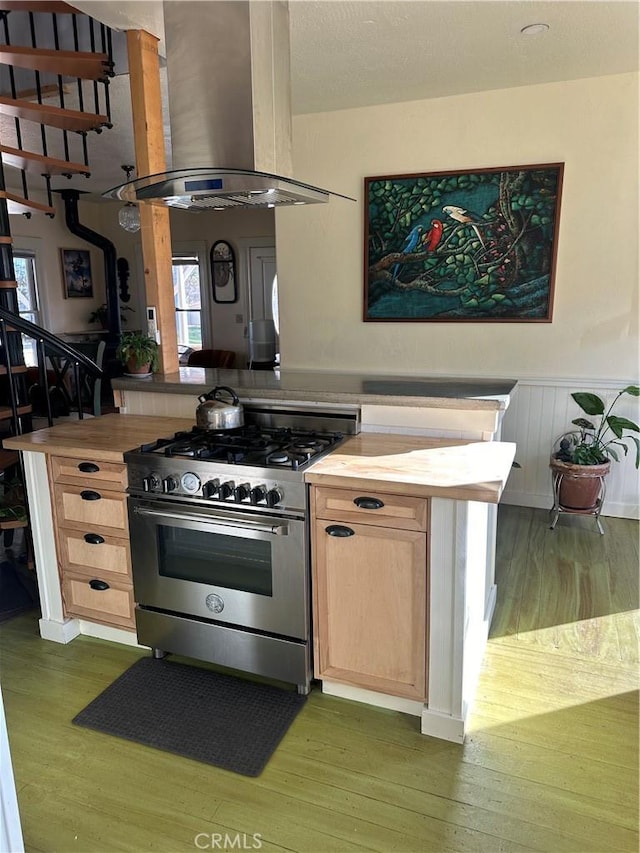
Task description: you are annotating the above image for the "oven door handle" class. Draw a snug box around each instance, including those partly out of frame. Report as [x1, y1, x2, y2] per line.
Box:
[132, 505, 289, 536]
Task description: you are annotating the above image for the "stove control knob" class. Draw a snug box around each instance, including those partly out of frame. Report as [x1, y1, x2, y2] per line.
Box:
[266, 486, 283, 508]
[250, 485, 267, 505]
[143, 473, 161, 492]
[162, 476, 179, 494]
[202, 478, 220, 499]
[234, 483, 251, 502]
[219, 481, 234, 500]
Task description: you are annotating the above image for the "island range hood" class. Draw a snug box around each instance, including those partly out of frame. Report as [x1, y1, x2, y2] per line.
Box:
[104, 0, 353, 211]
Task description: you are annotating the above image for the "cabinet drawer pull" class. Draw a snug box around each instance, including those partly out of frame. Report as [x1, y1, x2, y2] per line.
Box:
[89, 579, 110, 591]
[326, 524, 355, 537]
[80, 490, 101, 501]
[353, 496, 385, 510]
[78, 462, 100, 474]
[84, 533, 105, 545]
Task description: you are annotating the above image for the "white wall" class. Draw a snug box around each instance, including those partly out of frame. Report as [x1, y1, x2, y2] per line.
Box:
[10, 196, 107, 336]
[275, 72, 639, 381]
[10, 195, 276, 363]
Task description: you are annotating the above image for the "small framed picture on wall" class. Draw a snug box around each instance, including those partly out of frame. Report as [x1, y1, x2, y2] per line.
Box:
[60, 248, 94, 298]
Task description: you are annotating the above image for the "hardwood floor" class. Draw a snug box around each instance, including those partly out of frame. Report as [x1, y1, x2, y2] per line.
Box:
[1, 506, 638, 852]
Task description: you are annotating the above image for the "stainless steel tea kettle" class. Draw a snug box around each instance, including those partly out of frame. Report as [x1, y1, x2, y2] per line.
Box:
[196, 386, 244, 431]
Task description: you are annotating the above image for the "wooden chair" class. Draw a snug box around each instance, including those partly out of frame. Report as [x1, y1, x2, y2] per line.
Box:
[187, 349, 235, 369]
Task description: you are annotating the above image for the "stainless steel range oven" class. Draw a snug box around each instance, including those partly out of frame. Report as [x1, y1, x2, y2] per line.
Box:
[125, 404, 359, 693]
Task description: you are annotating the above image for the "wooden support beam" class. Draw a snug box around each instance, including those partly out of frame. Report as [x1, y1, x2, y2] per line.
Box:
[126, 29, 177, 376]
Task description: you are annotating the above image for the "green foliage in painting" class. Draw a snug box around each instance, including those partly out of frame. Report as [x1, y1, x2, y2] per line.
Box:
[364, 165, 563, 321]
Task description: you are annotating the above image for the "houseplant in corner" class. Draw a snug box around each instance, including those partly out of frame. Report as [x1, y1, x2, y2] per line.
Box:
[549, 385, 639, 519]
[116, 330, 159, 376]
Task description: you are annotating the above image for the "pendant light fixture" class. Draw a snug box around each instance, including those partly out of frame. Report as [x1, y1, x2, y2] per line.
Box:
[117, 165, 141, 233]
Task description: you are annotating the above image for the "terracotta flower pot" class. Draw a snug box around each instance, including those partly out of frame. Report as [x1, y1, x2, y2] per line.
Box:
[549, 457, 610, 510]
[125, 357, 151, 376]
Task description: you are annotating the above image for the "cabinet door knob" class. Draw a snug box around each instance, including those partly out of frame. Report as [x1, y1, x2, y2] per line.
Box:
[353, 496, 384, 510]
[326, 524, 355, 537]
[78, 462, 100, 473]
[89, 579, 110, 591]
[84, 533, 105, 545]
[80, 490, 101, 501]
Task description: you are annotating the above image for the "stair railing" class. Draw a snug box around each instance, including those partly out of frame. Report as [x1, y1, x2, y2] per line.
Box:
[0, 306, 103, 432]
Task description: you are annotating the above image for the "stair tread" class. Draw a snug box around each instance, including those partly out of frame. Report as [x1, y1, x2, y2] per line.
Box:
[0, 518, 28, 531]
[0, 45, 111, 82]
[0, 449, 19, 471]
[1, 191, 55, 216]
[0, 366, 29, 376]
[0, 405, 32, 419]
[0, 97, 108, 132]
[1, 145, 91, 177]
[0, 2, 79, 12]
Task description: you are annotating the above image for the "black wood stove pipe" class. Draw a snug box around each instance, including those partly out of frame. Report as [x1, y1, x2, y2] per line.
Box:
[58, 189, 120, 347]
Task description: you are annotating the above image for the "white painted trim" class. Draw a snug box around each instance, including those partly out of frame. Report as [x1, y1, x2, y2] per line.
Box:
[320, 680, 424, 718]
[502, 491, 640, 520]
[361, 404, 500, 437]
[0, 686, 24, 853]
[78, 622, 144, 647]
[428, 498, 465, 718]
[420, 707, 465, 743]
[22, 453, 65, 626]
[38, 617, 80, 644]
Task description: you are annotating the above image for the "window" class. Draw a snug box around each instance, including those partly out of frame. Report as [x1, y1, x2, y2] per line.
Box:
[172, 253, 203, 352]
[13, 251, 40, 367]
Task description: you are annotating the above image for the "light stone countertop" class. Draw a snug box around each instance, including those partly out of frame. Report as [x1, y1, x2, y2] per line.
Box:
[112, 368, 517, 411]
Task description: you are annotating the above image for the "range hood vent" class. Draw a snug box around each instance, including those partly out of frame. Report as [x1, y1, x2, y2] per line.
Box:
[104, 1, 353, 211]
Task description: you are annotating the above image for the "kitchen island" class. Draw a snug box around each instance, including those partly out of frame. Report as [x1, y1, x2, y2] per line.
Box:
[6, 404, 515, 743]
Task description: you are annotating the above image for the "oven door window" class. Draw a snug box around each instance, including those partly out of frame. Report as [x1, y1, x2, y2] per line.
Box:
[157, 525, 273, 596]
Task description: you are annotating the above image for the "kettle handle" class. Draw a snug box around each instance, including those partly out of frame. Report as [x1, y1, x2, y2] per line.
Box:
[212, 386, 240, 405]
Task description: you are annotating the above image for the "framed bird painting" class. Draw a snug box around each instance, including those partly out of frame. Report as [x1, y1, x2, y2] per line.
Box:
[363, 163, 564, 322]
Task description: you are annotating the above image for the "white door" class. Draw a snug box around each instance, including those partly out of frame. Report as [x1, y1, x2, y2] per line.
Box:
[248, 246, 277, 327]
[248, 245, 278, 363]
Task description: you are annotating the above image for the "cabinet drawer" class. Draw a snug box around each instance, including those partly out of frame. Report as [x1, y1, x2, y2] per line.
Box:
[313, 486, 428, 532]
[59, 527, 131, 578]
[53, 484, 128, 535]
[51, 456, 127, 490]
[62, 572, 135, 630]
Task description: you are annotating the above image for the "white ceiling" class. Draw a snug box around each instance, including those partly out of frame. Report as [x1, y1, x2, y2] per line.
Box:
[3, 0, 639, 199]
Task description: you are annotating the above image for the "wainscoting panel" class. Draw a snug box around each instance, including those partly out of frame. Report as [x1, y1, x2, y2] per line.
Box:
[501, 379, 640, 519]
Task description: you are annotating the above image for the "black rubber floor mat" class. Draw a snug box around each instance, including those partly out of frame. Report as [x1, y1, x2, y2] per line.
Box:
[72, 656, 307, 777]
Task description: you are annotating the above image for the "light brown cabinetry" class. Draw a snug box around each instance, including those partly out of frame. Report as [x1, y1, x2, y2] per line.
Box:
[311, 485, 428, 701]
[51, 455, 135, 630]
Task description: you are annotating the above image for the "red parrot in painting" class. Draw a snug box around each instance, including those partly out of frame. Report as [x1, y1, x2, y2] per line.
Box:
[422, 219, 443, 252]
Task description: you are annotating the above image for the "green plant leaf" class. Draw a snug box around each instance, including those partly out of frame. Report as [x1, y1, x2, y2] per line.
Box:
[571, 392, 605, 416]
[623, 385, 640, 396]
[607, 416, 640, 438]
[571, 417, 595, 431]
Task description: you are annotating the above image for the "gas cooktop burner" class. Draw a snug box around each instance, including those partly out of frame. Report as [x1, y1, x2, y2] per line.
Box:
[136, 424, 344, 470]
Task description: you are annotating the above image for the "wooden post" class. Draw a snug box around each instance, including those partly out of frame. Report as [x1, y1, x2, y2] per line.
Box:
[126, 29, 178, 375]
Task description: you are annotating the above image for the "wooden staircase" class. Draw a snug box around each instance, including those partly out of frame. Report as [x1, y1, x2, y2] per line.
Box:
[0, 0, 116, 543]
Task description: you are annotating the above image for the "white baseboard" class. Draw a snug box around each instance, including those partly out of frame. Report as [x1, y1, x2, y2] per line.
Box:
[38, 617, 81, 644]
[420, 707, 465, 743]
[501, 490, 639, 520]
[78, 621, 144, 647]
[320, 680, 424, 717]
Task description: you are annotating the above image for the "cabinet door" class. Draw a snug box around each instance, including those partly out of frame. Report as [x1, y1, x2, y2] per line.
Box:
[313, 518, 427, 700]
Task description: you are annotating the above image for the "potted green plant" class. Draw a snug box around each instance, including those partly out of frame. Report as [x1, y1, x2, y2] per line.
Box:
[550, 385, 639, 512]
[116, 330, 159, 376]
